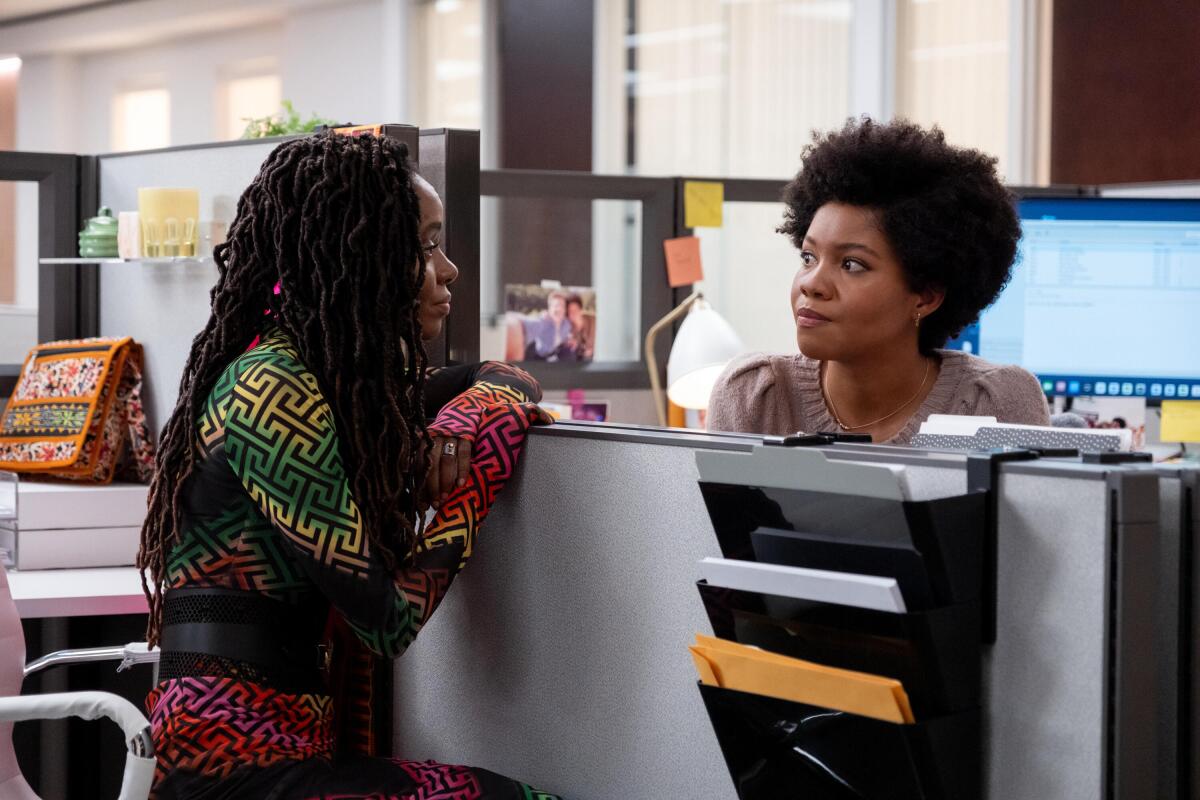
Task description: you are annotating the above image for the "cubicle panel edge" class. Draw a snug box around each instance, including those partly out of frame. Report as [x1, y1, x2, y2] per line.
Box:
[1178, 468, 1199, 800]
[0, 151, 86, 377]
[419, 128, 480, 367]
[76, 154, 100, 339]
[1105, 470, 1162, 800]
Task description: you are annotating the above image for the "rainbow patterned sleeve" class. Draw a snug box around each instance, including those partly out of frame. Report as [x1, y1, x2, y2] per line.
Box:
[427, 361, 542, 441]
[220, 350, 542, 658]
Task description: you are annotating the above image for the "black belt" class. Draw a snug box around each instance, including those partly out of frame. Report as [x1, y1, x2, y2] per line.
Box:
[160, 587, 328, 691]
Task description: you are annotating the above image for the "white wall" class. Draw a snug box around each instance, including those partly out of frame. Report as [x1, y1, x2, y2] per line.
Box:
[10, 56, 75, 349]
[281, 1, 397, 129]
[12, 0, 400, 156]
[0, 305, 36, 363]
[74, 24, 285, 154]
[2, 0, 408, 360]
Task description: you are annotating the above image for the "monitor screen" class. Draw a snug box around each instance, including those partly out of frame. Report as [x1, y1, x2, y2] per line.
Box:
[945, 197, 1200, 399]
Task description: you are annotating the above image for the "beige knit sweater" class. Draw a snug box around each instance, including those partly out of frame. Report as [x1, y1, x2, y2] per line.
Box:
[706, 350, 1050, 444]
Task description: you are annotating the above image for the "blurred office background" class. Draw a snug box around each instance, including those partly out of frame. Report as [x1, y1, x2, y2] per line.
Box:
[0, 0, 1196, 370]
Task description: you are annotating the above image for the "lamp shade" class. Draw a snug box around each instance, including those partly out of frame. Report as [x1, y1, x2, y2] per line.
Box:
[666, 302, 744, 409]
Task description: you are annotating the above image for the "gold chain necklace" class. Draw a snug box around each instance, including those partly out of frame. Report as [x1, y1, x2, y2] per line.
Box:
[821, 358, 932, 432]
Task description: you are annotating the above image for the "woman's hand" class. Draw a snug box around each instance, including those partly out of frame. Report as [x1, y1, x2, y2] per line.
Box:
[423, 433, 472, 508]
[422, 403, 553, 509]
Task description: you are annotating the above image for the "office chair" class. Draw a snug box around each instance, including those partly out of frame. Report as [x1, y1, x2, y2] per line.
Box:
[0, 561, 158, 800]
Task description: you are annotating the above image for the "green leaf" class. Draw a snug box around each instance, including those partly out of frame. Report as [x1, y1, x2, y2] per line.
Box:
[240, 99, 338, 139]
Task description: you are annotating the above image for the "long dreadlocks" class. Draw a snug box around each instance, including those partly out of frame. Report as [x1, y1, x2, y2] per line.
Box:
[137, 133, 430, 645]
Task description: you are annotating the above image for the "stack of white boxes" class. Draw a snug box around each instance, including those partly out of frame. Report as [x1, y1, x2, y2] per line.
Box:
[0, 473, 148, 570]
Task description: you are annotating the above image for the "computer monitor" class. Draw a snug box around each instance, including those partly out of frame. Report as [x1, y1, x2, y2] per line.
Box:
[945, 197, 1200, 400]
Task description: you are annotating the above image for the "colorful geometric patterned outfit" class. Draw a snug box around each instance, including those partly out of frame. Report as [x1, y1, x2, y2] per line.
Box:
[147, 328, 560, 800]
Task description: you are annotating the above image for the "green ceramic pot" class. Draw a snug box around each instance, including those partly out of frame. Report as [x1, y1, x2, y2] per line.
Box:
[79, 206, 119, 258]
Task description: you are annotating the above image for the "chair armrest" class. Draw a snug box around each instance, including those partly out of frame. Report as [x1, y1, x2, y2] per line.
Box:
[24, 642, 160, 678]
[0, 691, 154, 800]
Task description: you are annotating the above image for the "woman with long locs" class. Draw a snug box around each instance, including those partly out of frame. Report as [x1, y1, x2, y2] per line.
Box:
[136, 132, 561, 799]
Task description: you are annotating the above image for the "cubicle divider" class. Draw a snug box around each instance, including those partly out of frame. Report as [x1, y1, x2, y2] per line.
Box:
[391, 425, 1165, 799]
[1186, 469, 1199, 800]
[1148, 465, 1199, 800]
[0, 151, 91, 397]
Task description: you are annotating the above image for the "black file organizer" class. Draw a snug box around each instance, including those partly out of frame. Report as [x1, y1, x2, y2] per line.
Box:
[698, 484, 987, 615]
[694, 446, 1036, 799]
[698, 683, 980, 800]
[696, 583, 979, 716]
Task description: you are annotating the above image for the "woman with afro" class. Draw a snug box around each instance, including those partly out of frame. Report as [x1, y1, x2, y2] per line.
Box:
[137, 132, 561, 799]
[708, 118, 1049, 442]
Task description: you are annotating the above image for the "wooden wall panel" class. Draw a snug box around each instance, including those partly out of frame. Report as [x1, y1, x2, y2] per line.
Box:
[495, 0, 596, 303]
[1051, 0, 1200, 184]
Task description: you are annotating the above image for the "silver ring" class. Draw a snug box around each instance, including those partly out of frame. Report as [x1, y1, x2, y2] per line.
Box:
[442, 441, 457, 456]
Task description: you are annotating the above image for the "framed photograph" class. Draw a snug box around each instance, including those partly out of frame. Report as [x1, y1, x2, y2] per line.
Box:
[504, 282, 596, 363]
[536, 401, 609, 423]
[572, 402, 609, 422]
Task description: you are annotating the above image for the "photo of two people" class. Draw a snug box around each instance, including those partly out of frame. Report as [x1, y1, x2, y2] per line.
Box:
[504, 283, 596, 363]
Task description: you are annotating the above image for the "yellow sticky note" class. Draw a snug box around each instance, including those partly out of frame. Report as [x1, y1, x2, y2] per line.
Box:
[684, 181, 724, 228]
[1161, 400, 1200, 443]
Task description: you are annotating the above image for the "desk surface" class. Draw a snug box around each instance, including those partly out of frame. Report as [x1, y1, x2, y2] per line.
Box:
[8, 566, 147, 619]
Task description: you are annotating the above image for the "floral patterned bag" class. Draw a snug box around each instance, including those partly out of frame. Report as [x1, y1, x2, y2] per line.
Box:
[0, 337, 156, 483]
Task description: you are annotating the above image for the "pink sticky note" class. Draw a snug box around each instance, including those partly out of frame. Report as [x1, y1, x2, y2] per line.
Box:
[663, 236, 704, 287]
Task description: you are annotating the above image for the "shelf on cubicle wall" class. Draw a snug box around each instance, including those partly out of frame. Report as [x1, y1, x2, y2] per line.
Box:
[39, 257, 213, 267]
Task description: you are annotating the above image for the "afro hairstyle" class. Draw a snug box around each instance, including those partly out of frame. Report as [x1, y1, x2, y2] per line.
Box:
[779, 117, 1021, 353]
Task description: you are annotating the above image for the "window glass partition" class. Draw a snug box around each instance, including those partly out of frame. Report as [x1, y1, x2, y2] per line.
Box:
[694, 200, 798, 355]
[413, 0, 485, 130]
[0, 151, 83, 398]
[481, 196, 642, 365]
[480, 170, 675, 389]
[895, 0, 1013, 177]
[597, 0, 853, 177]
[673, 178, 793, 363]
[0, 179, 38, 364]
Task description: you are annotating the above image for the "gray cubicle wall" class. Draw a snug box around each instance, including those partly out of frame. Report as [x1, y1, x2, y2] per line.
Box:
[1150, 465, 1200, 800]
[1188, 468, 1200, 800]
[392, 427, 1161, 800]
[96, 140, 287, 429]
[1147, 466, 1193, 800]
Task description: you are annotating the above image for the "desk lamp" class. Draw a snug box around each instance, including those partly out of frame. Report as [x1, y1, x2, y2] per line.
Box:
[645, 290, 744, 427]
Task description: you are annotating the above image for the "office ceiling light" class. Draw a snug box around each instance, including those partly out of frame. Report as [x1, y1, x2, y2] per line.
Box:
[0, 57, 22, 74]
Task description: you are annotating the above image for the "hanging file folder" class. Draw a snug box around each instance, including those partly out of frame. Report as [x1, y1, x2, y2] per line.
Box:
[688, 633, 915, 724]
[698, 557, 908, 613]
